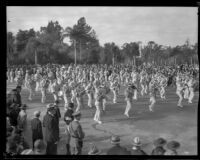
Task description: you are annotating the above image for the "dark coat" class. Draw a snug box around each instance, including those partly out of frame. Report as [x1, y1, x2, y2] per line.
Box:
[106, 145, 131, 155]
[64, 109, 74, 125]
[43, 112, 59, 143]
[52, 107, 61, 137]
[31, 118, 43, 142]
[13, 91, 22, 106]
[130, 148, 147, 155]
[69, 120, 85, 149]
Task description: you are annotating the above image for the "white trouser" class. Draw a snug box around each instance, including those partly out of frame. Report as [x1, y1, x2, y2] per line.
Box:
[112, 89, 117, 103]
[41, 89, 46, 103]
[87, 93, 93, 108]
[188, 87, 194, 103]
[75, 97, 82, 112]
[184, 87, 189, 99]
[63, 94, 70, 109]
[35, 81, 40, 92]
[10, 76, 14, 83]
[53, 92, 58, 101]
[133, 89, 138, 100]
[28, 88, 35, 100]
[94, 101, 102, 122]
[103, 98, 107, 111]
[125, 99, 132, 115]
[176, 90, 183, 107]
[160, 87, 166, 99]
[141, 83, 148, 96]
[149, 96, 156, 111]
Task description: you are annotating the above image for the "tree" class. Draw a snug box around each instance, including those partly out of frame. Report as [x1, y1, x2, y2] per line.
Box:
[121, 42, 140, 65]
[15, 29, 36, 52]
[7, 32, 16, 65]
[62, 17, 98, 64]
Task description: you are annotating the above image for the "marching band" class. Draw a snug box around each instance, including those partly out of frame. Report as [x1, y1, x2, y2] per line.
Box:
[7, 63, 199, 124]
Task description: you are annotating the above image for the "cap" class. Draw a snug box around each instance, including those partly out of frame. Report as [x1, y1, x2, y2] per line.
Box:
[34, 110, 41, 117]
[132, 137, 142, 146]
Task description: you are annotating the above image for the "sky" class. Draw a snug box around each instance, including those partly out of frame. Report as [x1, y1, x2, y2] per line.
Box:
[7, 7, 198, 47]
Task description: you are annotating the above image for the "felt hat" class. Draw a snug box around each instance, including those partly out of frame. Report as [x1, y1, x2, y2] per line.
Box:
[153, 138, 167, 147]
[46, 103, 54, 109]
[111, 135, 120, 144]
[166, 141, 180, 150]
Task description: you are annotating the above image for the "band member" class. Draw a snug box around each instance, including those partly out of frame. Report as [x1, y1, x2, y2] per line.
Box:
[63, 82, 72, 110]
[187, 75, 196, 103]
[140, 71, 148, 96]
[124, 84, 134, 117]
[85, 82, 94, 108]
[74, 84, 85, 112]
[183, 75, 189, 100]
[40, 76, 49, 104]
[10, 69, 14, 83]
[102, 83, 111, 112]
[159, 75, 168, 99]
[131, 70, 139, 100]
[176, 74, 184, 108]
[34, 70, 42, 92]
[110, 80, 118, 104]
[94, 87, 104, 124]
[27, 75, 35, 101]
[51, 79, 60, 102]
[149, 80, 157, 112]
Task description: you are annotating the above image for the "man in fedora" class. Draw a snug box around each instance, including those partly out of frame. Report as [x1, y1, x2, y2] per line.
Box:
[31, 110, 43, 149]
[17, 104, 27, 137]
[53, 100, 61, 140]
[64, 103, 74, 155]
[165, 140, 181, 155]
[130, 137, 147, 155]
[68, 111, 85, 155]
[43, 103, 59, 155]
[106, 135, 131, 155]
[151, 137, 167, 155]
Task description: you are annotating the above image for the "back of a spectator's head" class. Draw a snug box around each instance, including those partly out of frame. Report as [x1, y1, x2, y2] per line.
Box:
[111, 135, 120, 145]
[34, 110, 41, 118]
[34, 139, 46, 155]
[166, 141, 180, 151]
[6, 139, 17, 154]
[16, 86, 22, 91]
[153, 138, 167, 147]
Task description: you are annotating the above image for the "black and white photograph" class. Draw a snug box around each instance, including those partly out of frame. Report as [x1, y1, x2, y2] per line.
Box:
[6, 6, 198, 156]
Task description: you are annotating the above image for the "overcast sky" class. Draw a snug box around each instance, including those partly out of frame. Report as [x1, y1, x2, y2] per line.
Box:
[7, 7, 198, 47]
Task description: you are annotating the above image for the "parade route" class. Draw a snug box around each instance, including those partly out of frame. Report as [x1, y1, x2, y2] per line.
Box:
[7, 82, 198, 155]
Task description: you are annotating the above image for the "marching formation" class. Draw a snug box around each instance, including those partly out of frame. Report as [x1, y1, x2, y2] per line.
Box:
[7, 63, 199, 124]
